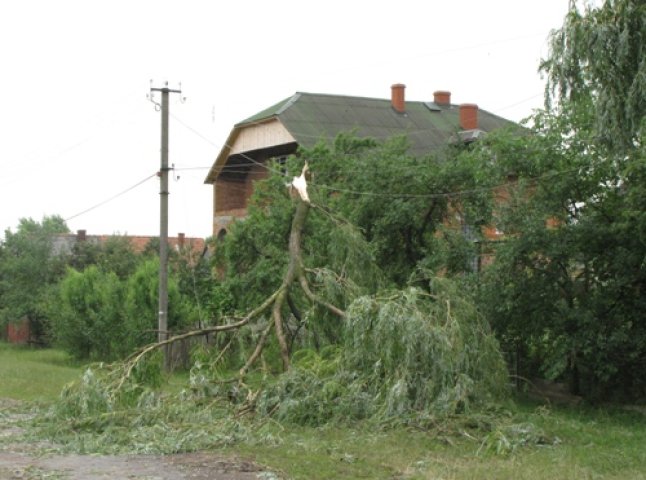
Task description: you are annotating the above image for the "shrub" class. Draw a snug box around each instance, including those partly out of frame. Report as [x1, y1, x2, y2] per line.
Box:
[49, 266, 124, 360]
[121, 259, 196, 356]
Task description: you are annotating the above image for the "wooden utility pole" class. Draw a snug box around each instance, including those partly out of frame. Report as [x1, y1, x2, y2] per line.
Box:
[150, 82, 181, 368]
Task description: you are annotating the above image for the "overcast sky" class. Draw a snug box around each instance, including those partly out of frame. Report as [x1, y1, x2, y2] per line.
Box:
[0, 0, 571, 240]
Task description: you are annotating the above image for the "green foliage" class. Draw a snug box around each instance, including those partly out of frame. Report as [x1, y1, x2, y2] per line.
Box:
[48, 266, 124, 360]
[477, 112, 646, 400]
[217, 131, 497, 301]
[541, 0, 645, 152]
[307, 133, 494, 284]
[257, 278, 508, 426]
[35, 359, 270, 455]
[343, 280, 507, 417]
[173, 239, 230, 325]
[49, 258, 199, 361]
[215, 170, 294, 310]
[0, 215, 69, 337]
[70, 235, 140, 279]
[4, 343, 644, 478]
[215, 133, 498, 360]
[475, 0, 646, 401]
[216, 154, 383, 351]
[477, 422, 557, 457]
[122, 259, 196, 355]
[53, 354, 164, 424]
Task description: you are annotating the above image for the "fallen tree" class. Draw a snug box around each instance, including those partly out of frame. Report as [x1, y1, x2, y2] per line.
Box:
[50, 162, 508, 433]
[121, 163, 346, 385]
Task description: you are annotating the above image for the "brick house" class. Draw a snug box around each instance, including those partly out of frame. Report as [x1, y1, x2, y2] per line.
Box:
[204, 84, 516, 237]
[52, 230, 206, 259]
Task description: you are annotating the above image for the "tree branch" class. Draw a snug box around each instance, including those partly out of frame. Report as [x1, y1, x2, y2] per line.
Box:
[298, 271, 346, 319]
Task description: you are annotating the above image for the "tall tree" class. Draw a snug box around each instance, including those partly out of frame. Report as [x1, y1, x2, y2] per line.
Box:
[478, 0, 646, 400]
[69, 235, 139, 279]
[541, 0, 645, 152]
[0, 215, 69, 339]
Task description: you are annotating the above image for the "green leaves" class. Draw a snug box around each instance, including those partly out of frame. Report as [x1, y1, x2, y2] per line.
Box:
[541, 0, 646, 152]
[0, 215, 69, 336]
[478, 82, 646, 400]
[256, 279, 507, 426]
[50, 266, 124, 360]
[49, 258, 198, 361]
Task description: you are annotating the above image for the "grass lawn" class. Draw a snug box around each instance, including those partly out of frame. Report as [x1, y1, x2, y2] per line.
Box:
[0, 341, 83, 402]
[2, 340, 645, 479]
[233, 405, 646, 479]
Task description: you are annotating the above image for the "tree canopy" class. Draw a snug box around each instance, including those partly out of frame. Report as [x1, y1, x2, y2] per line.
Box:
[541, 0, 645, 152]
[477, 0, 646, 399]
[0, 215, 69, 337]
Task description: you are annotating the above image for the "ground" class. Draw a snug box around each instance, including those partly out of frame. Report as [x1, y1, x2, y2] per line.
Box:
[0, 399, 280, 480]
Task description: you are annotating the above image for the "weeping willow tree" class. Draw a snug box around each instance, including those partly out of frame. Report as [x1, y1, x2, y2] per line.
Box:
[256, 278, 507, 426]
[541, 0, 645, 152]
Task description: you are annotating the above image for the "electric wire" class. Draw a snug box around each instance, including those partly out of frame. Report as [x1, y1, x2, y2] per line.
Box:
[64, 172, 157, 222]
[169, 112, 586, 202]
[170, 112, 295, 178]
[2, 89, 144, 185]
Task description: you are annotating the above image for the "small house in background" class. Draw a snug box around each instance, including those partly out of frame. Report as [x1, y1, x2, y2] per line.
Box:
[51, 230, 206, 260]
[204, 84, 516, 238]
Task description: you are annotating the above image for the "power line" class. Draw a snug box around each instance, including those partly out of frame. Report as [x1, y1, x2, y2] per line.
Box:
[2, 89, 144, 185]
[169, 112, 588, 200]
[64, 172, 157, 222]
[493, 93, 544, 115]
[170, 112, 220, 149]
[310, 167, 581, 200]
[171, 112, 286, 177]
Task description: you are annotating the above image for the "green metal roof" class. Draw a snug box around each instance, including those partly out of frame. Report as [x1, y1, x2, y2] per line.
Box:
[205, 91, 516, 183]
[236, 92, 514, 156]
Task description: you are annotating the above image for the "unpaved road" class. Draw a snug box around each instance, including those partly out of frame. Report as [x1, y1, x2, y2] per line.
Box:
[0, 451, 272, 480]
[0, 399, 280, 480]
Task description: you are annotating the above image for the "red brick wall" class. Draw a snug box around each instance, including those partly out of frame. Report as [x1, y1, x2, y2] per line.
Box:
[245, 162, 270, 198]
[7, 318, 30, 344]
[215, 177, 247, 213]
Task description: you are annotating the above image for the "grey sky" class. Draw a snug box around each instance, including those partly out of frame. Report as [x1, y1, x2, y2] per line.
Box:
[0, 0, 570, 239]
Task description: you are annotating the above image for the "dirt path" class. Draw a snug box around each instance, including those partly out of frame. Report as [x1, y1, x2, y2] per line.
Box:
[0, 452, 273, 480]
[0, 399, 280, 480]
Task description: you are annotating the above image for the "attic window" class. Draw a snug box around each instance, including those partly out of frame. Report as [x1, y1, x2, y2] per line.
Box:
[424, 102, 442, 112]
[272, 155, 289, 175]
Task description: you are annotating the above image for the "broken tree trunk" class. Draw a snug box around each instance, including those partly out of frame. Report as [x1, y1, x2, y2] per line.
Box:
[120, 174, 346, 386]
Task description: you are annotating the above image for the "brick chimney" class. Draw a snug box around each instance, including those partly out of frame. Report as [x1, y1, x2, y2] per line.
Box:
[459, 103, 479, 130]
[77, 229, 87, 242]
[433, 90, 451, 106]
[178, 232, 185, 248]
[391, 83, 406, 113]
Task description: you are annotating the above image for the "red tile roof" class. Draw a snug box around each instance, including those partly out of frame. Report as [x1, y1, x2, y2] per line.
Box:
[53, 231, 206, 258]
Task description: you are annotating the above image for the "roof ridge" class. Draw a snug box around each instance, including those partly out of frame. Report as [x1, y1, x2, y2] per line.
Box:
[276, 92, 302, 115]
[295, 91, 392, 103]
[290, 91, 495, 112]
